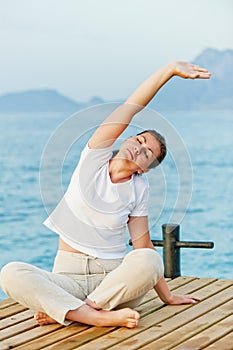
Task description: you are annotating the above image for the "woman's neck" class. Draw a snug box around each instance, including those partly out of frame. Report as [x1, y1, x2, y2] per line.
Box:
[108, 158, 133, 183]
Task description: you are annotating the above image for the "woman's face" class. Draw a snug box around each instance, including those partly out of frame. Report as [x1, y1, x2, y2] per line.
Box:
[118, 132, 161, 173]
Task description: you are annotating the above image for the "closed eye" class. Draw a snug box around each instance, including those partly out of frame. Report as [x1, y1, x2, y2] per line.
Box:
[137, 136, 153, 159]
[141, 135, 155, 159]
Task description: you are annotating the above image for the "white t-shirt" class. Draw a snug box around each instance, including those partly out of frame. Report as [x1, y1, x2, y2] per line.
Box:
[44, 144, 149, 259]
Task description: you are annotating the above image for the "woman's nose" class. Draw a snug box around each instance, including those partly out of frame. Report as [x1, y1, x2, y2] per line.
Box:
[134, 145, 141, 154]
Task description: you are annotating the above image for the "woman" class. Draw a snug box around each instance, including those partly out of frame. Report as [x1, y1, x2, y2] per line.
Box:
[0, 61, 211, 329]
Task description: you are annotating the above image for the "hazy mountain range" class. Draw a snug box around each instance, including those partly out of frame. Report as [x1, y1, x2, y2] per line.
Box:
[0, 48, 232, 112]
[150, 48, 233, 110]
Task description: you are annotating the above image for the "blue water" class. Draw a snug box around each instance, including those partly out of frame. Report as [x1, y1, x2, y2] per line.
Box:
[0, 108, 232, 300]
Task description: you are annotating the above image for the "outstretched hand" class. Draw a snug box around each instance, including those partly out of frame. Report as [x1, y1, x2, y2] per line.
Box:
[173, 61, 211, 80]
[167, 293, 201, 305]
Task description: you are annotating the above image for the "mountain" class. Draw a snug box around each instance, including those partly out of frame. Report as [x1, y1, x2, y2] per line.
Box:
[149, 48, 233, 110]
[0, 89, 82, 113]
[0, 48, 232, 112]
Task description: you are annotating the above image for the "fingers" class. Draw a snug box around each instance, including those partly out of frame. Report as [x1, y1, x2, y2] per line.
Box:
[191, 64, 209, 72]
[184, 294, 201, 304]
[187, 72, 211, 79]
[190, 64, 211, 79]
[185, 294, 201, 300]
[176, 62, 211, 80]
[191, 72, 211, 79]
[169, 294, 201, 305]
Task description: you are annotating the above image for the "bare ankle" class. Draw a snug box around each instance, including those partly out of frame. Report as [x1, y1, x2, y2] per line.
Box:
[66, 304, 139, 328]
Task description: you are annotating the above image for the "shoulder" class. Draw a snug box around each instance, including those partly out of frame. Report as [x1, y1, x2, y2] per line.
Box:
[133, 174, 149, 200]
[133, 174, 149, 189]
[80, 143, 113, 163]
[70, 143, 113, 183]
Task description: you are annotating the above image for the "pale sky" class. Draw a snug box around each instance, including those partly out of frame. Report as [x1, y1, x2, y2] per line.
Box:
[0, 0, 232, 102]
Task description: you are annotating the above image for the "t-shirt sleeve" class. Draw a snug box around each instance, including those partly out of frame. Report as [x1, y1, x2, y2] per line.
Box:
[80, 143, 113, 169]
[70, 143, 113, 183]
[130, 177, 149, 217]
[44, 143, 113, 229]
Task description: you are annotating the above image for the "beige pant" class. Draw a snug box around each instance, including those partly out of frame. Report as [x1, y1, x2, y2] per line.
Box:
[0, 248, 163, 325]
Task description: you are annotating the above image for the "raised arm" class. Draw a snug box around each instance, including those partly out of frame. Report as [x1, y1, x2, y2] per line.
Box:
[88, 62, 211, 149]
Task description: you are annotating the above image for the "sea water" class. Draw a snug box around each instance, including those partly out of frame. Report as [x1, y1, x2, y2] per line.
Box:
[0, 108, 232, 300]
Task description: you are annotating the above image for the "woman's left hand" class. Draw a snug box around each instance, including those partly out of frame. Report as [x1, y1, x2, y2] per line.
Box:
[167, 293, 201, 305]
[172, 61, 211, 80]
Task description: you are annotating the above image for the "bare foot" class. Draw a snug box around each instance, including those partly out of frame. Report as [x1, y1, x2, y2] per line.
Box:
[98, 308, 140, 328]
[67, 305, 140, 329]
[34, 312, 57, 326]
[34, 306, 140, 328]
[84, 299, 140, 328]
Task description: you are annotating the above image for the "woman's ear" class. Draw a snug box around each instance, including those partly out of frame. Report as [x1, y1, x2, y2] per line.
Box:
[137, 168, 150, 175]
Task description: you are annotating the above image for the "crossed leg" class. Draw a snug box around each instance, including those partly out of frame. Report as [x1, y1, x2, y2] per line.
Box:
[1, 249, 162, 328]
[34, 248, 163, 328]
[34, 301, 140, 328]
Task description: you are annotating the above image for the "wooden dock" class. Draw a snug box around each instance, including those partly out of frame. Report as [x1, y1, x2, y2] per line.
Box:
[0, 276, 232, 349]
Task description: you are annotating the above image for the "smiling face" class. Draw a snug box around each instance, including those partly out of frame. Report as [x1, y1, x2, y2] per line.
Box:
[117, 132, 162, 174]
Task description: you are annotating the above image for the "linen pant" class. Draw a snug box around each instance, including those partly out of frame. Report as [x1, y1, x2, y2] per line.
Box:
[0, 248, 164, 325]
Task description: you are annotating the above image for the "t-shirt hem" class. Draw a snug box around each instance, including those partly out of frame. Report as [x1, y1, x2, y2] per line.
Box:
[58, 232, 127, 259]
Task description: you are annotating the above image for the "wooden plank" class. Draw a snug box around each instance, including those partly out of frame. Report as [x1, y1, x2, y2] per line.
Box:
[38, 327, 116, 350]
[1, 278, 231, 350]
[170, 314, 233, 350]
[137, 276, 197, 307]
[14, 324, 90, 350]
[0, 318, 37, 341]
[78, 280, 232, 350]
[164, 276, 198, 290]
[11, 276, 197, 350]
[0, 323, 63, 350]
[74, 279, 226, 350]
[107, 285, 233, 350]
[0, 304, 27, 319]
[0, 298, 17, 309]
[137, 277, 216, 316]
[0, 310, 34, 330]
[203, 331, 233, 350]
[137, 298, 233, 350]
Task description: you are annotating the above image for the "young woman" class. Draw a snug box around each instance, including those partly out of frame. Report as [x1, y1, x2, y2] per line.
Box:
[0, 61, 211, 329]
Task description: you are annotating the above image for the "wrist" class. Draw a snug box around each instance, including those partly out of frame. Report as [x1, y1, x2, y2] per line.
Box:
[163, 293, 174, 304]
[166, 61, 178, 77]
[167, 293, 175, 304]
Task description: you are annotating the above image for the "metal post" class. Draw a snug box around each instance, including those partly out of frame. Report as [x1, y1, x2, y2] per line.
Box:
[129, 223, 214, 279]
[162, 224, 181, 278]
